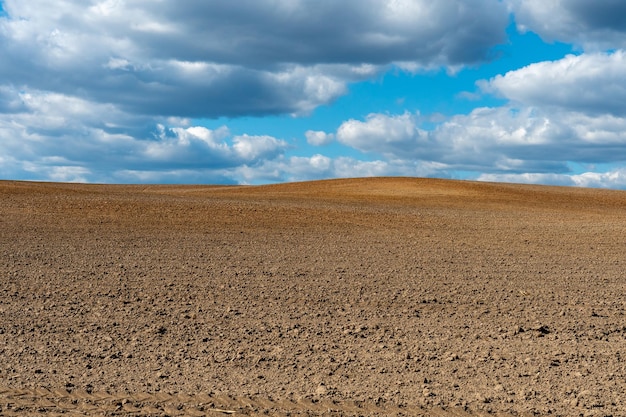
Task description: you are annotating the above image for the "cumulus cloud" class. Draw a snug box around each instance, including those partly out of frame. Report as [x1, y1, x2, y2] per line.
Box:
[478, 169, 626, 189]
[483, 51, 626, 116]
[337, 112, 430, 157]
[570, 169, 626, 188]
[2, 1, 624, 189]
[0, 88, 288, 183]
[323, 42, 626, 189]
[281, 155, 395, 182]
[508, 0, 626, 49]
[0, 0, 507, 119]
[331, 106, 626, 179]
[305, 130, 335, 146]
[6, 84, 626, 187]
[233, 154, 448, 184]
[0, 0, 513, 182]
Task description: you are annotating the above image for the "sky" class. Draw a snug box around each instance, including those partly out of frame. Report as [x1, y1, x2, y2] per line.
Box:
[1, 1, 626, 187]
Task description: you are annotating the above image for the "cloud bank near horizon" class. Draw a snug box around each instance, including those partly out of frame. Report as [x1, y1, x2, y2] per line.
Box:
[1, 0, 626, 188]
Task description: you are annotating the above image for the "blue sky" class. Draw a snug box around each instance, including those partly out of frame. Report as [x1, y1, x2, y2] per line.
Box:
[1, 1, 626, 187]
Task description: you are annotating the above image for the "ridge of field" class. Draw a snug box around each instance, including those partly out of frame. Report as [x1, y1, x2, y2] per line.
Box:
[3, 176, 626, 207]
[138, 176, 626, 208]
[1, 177, 626, 417]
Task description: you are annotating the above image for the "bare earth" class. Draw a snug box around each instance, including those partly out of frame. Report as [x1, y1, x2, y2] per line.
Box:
[2, 177, 626, 417]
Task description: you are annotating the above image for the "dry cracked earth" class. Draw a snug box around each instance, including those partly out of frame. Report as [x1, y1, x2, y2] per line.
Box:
[1, 177, 626, 417]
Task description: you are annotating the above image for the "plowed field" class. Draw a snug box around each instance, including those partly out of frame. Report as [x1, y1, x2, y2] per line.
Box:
[2, 178, 626, 416]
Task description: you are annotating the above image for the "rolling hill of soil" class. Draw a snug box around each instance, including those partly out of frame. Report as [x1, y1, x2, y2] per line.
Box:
[1, 177, 626, 416]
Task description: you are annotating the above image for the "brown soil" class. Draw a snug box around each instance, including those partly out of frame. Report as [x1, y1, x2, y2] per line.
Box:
[1, 177, 626, 417]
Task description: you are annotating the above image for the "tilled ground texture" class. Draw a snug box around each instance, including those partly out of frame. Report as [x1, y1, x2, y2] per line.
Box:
[1, 177, 626, 417]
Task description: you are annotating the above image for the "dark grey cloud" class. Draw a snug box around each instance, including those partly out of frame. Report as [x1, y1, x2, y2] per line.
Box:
[0, 86, 26, 113]
[568, 0, 626, 31]
[148, 0, 508, 66]
[508, 0, 626, 49]
[0, 0, 508, 118]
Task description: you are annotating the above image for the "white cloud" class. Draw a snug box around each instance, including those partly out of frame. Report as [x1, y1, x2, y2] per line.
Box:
[476, 172, 577, 187]
[44, 166, 92, 183]
[305, 130, 335, 146]
[330, 106, 626, 180]
[570, 169, 626, 188]
[327, 158, 447, 180]
[483, 51, 626, 116]
[448, 107, 626, 167]
[0, 88, 288, 183]
[508, 0, 626, 50]
[478, 168, 626, 189]
[322, 47, 626, 189]
[233, 154, 448, 184]
[233, 134, 287, 161]
[287, 155, 334, 180]
[337, 112, 429, 157]
[7, 85, 626, 188]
